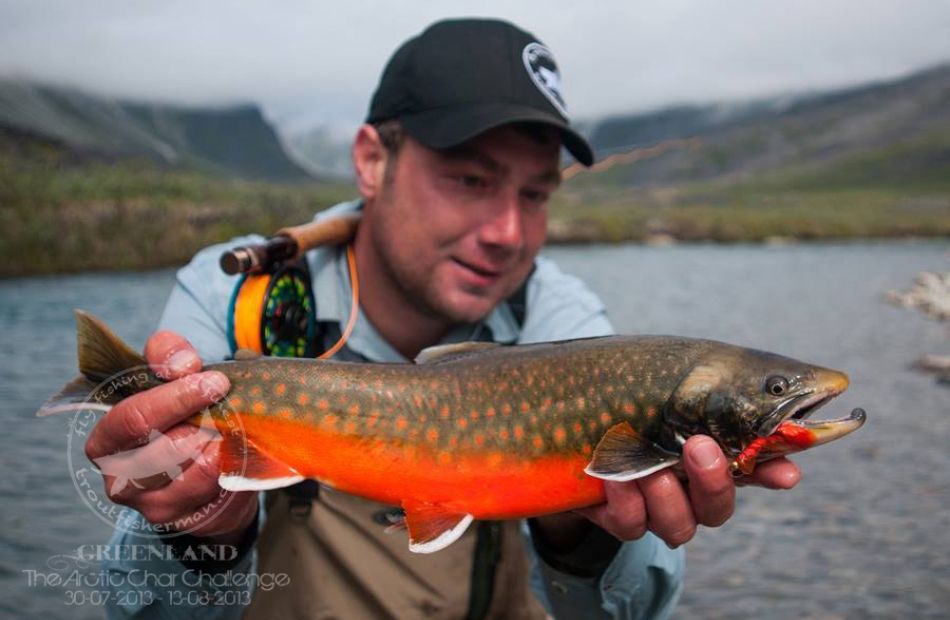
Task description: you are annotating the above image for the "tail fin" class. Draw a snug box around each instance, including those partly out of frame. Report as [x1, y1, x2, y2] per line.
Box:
[37, 310, 161, 417]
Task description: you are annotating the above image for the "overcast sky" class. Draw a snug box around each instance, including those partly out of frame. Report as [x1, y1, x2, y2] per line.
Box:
[2, 1, 949, 136]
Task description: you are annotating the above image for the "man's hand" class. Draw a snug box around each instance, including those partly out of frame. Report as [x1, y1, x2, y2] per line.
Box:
[535, 435, 801, 550]
[84, 331, 258, 544]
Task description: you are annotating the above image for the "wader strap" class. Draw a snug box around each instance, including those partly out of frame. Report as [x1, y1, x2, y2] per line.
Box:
[465, 521, 503, 620]
[284, 478, 320, 519]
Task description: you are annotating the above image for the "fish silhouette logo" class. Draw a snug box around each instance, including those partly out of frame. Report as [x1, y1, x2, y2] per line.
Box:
[89, 411, 221, 496]
[522, 42, 568, 117]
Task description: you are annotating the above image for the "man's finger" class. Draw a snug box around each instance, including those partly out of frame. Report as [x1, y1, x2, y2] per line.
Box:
[577, 480, 649, 541]
[638, 469, 696, 548]
[86, 372, 229, 459]
[742, 457, 801, 489]
[683, 435, 735, 527]
[145, 331, 202, 380]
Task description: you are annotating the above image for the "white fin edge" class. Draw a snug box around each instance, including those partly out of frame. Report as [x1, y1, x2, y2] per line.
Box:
[584, 460, 677, 482]
[219, 474, 305, 492]
[408, 514, 475, 554]
[37, 402, 113, 417]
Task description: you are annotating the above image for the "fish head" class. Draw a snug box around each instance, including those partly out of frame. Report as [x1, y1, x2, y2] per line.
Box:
[667, 345, 851, 458]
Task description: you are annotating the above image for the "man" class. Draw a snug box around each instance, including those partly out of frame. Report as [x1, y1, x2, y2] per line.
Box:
[93, 18, 800, 619]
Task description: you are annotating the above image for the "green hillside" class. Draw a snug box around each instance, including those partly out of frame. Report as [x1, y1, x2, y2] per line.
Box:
[0, 79, 311, 181]
[0, 126, 351, 277]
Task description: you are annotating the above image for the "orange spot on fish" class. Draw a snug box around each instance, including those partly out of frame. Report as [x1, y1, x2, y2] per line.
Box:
[396, 416, 409, 431]
[582, 443, 593, 456]
[440, 406, 451, 419]
[277, 408, 293, 419]
[228, 396, 243, 408]
[474, 434, 485, 448]
[261, 371, 271, 381]
[554, 426, 567, 445]
[250, 386, 262, 397]
[297, 393, 310, 406]
[426, 427, 439, 443]
[252, 402, 266, 415]
[449, 436, 459, 448]
[520, 401, 531, 413]
[344, 420, 358, 434]
[499, 428, 510, 441]
[275, 383, 287, 396]
[573, 421, 583, 436]
[318, 399, 330, 411]
[576, 396, 586, 409]
[646, 406, 657, 419]
[367, 411, 380, 429]
[532, 435, 544, 449]
[457, 418, 468, 430]
[349, 404, 360, 416]
[413, 395, 423, 407]
[514, 425, 525, 441]
[322, 414, 338, 429]
[470, 410, 480, 421]
[438, 451, 452, 466]
[485, 406, 496, 418]
[501, 403, 513, 416]
[600, 411, 612, 426]
[623, 402, 636, 415]
[541, 398, 552, 411]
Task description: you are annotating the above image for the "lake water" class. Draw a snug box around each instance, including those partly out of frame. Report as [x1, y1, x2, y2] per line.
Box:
[0, 241, 947, 619]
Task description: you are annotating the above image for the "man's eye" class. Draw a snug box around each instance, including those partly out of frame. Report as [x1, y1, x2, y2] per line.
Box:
[521, 189, 549, 205]
[457, 175, 488, 189]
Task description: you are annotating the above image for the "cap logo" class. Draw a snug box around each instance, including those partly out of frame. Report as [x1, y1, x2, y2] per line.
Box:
[522, 42, 568, 118]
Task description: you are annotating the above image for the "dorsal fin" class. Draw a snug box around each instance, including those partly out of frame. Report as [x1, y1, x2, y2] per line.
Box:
[414, 342, 501, 364]
[234, 348, 263, 361]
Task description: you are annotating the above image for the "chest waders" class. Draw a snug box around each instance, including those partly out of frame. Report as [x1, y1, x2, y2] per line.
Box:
[226, 246, 545, 620]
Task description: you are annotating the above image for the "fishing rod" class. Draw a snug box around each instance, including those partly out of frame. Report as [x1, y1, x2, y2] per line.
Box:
[219, 212, 362, 275]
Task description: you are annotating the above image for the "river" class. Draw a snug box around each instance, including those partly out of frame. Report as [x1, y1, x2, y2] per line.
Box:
[0, 241, 947, 619]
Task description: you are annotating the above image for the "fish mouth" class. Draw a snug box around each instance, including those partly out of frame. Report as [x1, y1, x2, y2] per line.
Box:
[755, 370, 851, 437]
[782, 407, 867, 446]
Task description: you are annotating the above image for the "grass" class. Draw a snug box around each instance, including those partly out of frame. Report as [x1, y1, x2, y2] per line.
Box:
[2, 130, 949, 277]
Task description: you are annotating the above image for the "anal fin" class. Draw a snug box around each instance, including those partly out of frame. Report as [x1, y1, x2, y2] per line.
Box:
[402, 501, 474, 553]
[585, 422, 679, 482]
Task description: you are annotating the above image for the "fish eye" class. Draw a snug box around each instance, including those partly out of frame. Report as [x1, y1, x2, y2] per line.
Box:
[765, 376, 789, 397]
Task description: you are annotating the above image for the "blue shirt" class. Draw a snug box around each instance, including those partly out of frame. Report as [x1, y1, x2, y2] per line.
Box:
[102, 200, 684, 619]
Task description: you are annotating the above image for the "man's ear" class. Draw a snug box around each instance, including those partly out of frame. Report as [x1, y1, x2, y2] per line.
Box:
[352, 124, 390, 200]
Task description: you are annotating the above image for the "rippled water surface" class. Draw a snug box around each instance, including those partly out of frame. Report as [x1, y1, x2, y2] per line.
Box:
[1, 242, 947, 619]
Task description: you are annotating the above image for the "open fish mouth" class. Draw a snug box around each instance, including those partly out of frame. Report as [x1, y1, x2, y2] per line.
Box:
[757, 390, 838, 437]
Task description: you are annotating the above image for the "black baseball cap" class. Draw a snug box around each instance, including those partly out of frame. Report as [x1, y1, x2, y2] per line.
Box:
[366, 18, 594, 167]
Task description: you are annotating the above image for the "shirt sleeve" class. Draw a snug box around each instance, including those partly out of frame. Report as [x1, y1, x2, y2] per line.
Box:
[517, 256, 686, 619]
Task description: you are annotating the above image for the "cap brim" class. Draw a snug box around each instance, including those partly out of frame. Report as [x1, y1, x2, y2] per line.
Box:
[399, 103, 594, 167]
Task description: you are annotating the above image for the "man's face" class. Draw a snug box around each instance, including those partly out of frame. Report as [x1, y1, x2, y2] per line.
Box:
[365, 124, 562, 325]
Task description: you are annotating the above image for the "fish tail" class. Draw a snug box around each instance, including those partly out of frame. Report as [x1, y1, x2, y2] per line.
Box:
[37, 310, 160, 417]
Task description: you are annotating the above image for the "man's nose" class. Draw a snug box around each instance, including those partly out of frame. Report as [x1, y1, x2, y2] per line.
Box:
[479, 195, 523, 249]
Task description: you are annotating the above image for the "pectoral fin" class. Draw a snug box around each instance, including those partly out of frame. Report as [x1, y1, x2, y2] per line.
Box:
[209, 416, 304, 491]
[401, 501, 474, 553]
[585, 422, 680, 482]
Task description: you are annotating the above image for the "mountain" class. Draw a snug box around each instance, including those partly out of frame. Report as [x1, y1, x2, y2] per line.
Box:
[285, 125, 354, 178]
[0, 79, 312, 181]
[576, 63, 950, 187]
